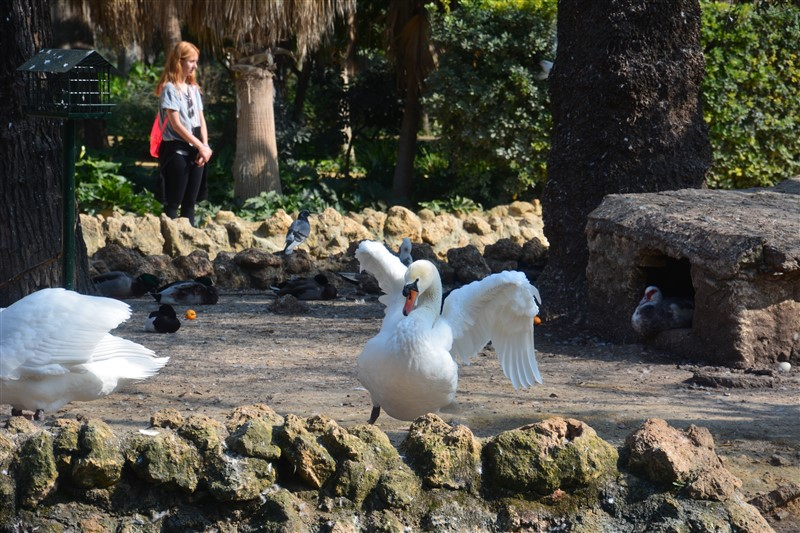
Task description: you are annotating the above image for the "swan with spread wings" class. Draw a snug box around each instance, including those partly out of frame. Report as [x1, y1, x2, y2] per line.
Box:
[354, 240, 542, 424]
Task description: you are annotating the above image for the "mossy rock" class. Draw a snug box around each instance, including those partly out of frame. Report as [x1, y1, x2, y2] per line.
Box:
[177, 414, 228, 457]
[127, 431, 201, 493]
[399, 414, 482, 491]
[483, 417, 618, 497]
[205, 455, 277, 502]
[71, 419, 124, 489]
[15, 431, 57, 508]
[225, 404, 284, 433]
[51, 419, 81, 476]
[226, 417, 281, 461]
[273, 414, 336, 490]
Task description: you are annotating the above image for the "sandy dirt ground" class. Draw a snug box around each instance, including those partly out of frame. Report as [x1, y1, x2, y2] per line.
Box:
[4, 286, 799, 530]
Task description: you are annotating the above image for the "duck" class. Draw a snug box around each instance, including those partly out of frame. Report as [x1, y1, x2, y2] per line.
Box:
[271, 274, 337, 301]
[631, 285, 694, 337]
[153, 277, 219, 305]
[145, 304, 181, 333]
[0, 288, 169, 420]
[92, 272, 159, 299]
[284, 209, 311, 255]
[354, 240, 542, 424]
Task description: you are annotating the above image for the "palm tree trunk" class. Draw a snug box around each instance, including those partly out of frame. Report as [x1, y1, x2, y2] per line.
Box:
[233, 67, 281, 201]
[160, 0, 182, 53]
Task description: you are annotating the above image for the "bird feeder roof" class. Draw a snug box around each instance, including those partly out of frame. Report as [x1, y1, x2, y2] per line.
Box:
[16, 49, 117, 74]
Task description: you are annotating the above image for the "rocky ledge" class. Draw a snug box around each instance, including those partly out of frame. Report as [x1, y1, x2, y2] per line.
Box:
[0, 411, 773, 532]
[82, 202, 550, 290]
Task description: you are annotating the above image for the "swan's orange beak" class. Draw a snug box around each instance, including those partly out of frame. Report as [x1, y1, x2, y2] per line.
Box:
[402, 279, 419, 316]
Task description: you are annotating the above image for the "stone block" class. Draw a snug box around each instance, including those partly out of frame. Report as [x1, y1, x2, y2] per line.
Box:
[586, 180, 800, 367]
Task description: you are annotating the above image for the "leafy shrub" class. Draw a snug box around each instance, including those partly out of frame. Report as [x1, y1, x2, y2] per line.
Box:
[424, 0, 557, 204]
[701, 1, 800, 188]
[75, 149, 161, 216]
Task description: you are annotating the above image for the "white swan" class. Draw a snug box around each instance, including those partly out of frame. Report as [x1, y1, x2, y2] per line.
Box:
[0, 288, 169, 419]
[355, 240, 542, 423]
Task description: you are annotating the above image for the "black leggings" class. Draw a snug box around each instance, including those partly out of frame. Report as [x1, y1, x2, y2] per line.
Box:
[159, 139, 204, 226]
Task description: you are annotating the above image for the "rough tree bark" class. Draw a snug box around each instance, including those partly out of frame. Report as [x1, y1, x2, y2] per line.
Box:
[537, 0, 711, 325]
[232, 65, 281, 201]
[0, 0, 93, 306]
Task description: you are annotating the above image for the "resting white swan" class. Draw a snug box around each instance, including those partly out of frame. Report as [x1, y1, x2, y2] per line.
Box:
[0, 288, 169, 419]
[355, 240, 542, 423]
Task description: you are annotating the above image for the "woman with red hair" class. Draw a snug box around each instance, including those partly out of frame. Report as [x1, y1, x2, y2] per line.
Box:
[155, 41, 212, 226]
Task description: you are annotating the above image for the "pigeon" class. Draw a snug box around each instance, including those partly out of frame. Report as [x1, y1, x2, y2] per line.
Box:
[145, 304, 181, 333]
[631, 286, 694, 337]
[284, 210, 311, 255]
[398, 237, 413, 267]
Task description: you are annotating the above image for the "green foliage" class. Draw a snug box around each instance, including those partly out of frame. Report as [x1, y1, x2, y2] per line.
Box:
[701, 1, 800, 188]
[106, 62, 162, 155]
[418, 196, 482, 215]
[423, 0, 557, 204]
[75, 149, 161, 216]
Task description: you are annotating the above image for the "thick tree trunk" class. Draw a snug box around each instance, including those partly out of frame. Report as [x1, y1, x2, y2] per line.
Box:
[391, 81, 420, 203]
[233, 68, 281, 201]
[0, 0, 93, 306]
[538, 0, 711, 325]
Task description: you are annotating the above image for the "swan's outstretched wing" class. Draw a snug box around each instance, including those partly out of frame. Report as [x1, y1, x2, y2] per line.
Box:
[355, 240, 408, 330]
[440, 271, 541, 389]
[0, 288, 132, 379]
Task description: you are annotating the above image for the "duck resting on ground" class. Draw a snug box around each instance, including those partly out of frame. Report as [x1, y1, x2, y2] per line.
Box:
[153, 277, 219, 305]
[271, 274, 337, 301]
[0, 288, 169, 420]
[631, 285, 694, 337]
[145, 304, 181, 333]
[354, 240, 542, 424]
[284, 210, 311, 255]
[92, 272, 159, 299]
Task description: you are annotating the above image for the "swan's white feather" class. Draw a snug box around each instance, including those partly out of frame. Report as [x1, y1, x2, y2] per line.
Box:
[0, 288, 169, 412]
[355, 240, 408, 332]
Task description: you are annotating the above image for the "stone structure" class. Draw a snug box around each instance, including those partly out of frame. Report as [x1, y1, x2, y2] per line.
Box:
[0, 411, 772, 531]
[586, 179, 800, 368]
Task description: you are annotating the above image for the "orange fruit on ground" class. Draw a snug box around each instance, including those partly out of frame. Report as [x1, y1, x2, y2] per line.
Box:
[185, 309, 197, 320]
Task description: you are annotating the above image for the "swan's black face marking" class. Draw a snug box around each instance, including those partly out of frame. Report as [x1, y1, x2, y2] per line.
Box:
[402, 278, 420, 316]
[402, 278, 420, 297]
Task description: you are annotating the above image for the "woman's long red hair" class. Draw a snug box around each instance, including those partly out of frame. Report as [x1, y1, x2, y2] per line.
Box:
[155, 41, 201, 96]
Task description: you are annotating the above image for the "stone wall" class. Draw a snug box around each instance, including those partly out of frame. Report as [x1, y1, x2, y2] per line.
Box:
[80, 202, 547, 263]
[0, 410, 773, 532]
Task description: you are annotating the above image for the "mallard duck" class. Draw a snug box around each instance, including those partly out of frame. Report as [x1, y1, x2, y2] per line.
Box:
[631, 286, 694, 337]
[271, 274, 337, 301]
[284, 210, 311, 255]
[354, 240, 542, 424]
[92, 272, 159, 299]
[145, 304, 181, 333]
[153, 277, 219, 305]
[0, 288, 169, 420]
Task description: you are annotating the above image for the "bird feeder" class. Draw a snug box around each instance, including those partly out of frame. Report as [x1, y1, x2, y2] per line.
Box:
[16, 49, 116, 289]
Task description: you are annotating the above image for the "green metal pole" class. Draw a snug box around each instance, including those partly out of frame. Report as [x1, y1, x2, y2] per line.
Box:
[63, 119, 76, 290]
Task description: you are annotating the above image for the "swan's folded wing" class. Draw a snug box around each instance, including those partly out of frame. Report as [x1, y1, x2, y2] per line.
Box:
[355, 240, 408, 327]
[441, 271, 542, 389]
[0, 288, 131, 379]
